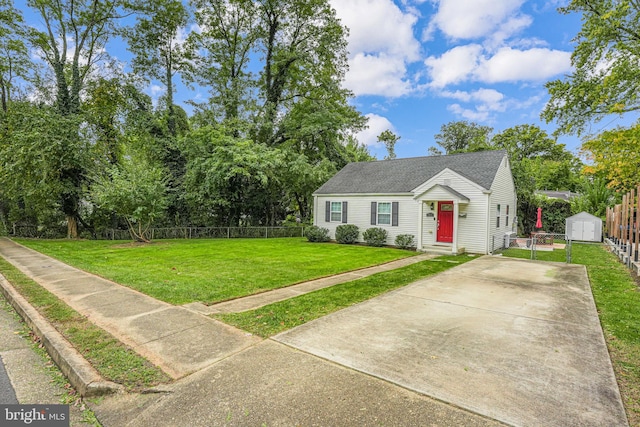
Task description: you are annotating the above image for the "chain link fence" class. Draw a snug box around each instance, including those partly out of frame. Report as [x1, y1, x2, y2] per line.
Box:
[11, 225, 306, 241]
[504, 232, 572, 263]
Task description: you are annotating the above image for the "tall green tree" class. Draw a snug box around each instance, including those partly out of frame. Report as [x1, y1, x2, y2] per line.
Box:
[25, 0, 123, 237]
[378, 129, 400, 160]
[188, 0, 257, 128]
[0, 0, 30, 113]
[124, 0, 193, 225]
[253, 0, 361, 150]
[124, 0, 191, 136]
[543, 0, 640, 136]
[185, 0, 366, 223]
[430, 121, 493, 155]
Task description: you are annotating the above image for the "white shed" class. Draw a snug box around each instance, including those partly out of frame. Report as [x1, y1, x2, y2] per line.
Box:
[566, 212, 602, 242]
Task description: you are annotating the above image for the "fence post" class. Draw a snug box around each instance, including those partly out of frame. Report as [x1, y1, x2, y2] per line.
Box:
[227, 227, 230, 239]
[265, 227, 268, 238]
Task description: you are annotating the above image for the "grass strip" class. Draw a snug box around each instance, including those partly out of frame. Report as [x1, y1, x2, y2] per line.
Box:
[503, 243, 640, 425]
[0, 258, 170, 390]
[0, 299, 101, 425]
[217, 254, 477, 338]
[15, 238, 415, 305]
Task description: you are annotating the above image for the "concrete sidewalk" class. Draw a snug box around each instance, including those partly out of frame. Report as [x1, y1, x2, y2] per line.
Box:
[184, 253, 436, 314]
[0, 238, 260, 379]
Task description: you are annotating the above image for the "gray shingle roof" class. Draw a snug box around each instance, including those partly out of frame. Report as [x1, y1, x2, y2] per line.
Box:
[314, 150, 507, 195]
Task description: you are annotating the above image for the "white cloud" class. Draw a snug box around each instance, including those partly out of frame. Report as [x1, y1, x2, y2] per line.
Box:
[355, 113, 395, 146]
[430, 0, 527, 39]
[345, 53, 413, 97]
[447, 103, 492, 122]
[425, 46, 571, 87]
[331, 0, 421, 97]
[440, 88, 547, 122]
[424, 44, 483, 87]
[476, 47, 572, 82]
[485, 15, 533, 48]
[441, 88, 505, 105]
[440, 88, 506, 121]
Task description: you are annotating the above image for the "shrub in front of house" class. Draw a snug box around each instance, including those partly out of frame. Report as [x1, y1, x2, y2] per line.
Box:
[335, 224, 359, 244]
[363, 227, 388, 247]
[395, 234, 416, 250]
[305, 226, 330, 242]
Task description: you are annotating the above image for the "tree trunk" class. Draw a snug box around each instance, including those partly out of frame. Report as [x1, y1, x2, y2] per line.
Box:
[66, 215, 78, 239]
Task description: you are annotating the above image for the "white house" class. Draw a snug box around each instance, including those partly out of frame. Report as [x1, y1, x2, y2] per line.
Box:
[313, 150, 517, 254]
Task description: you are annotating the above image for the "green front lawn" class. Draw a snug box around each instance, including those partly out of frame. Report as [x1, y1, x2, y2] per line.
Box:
[504, 243, 640, 425]
[15, 238, 415, 305]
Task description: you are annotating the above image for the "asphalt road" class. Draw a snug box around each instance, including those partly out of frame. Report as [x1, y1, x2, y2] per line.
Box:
[0, 354, 18, 404]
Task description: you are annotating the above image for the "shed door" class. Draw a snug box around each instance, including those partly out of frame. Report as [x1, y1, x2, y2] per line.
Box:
[583, 221, 595, 241]
[571, 221, 596, 241]
[571, 221, 583, 240]
[437, 201, 454, 243]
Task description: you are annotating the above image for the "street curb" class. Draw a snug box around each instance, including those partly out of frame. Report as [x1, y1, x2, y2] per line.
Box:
[0, 273, 124, 397]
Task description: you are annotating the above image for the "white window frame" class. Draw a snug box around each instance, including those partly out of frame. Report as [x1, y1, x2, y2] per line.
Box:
[330, 201, 342, 222]
[377, 202, 392, 225]
[496, 204, 501, 228]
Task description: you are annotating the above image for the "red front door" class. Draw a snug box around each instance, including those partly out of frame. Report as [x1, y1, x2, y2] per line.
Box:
[437, 201, 454, 243]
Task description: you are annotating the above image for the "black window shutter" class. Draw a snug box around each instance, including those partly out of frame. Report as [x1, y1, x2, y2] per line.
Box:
[342, 201, 348, 223]
[325, 201, 330, 222]
[371, 202, 377, 225]
[392, 202, 399, 226]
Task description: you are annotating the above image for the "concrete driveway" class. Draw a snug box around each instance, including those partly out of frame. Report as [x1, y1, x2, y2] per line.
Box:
[275, 256, 628, 427]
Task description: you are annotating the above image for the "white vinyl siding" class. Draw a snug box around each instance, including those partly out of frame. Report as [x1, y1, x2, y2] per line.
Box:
[487, 156, 517, 252]
[315, 195, 418, 244]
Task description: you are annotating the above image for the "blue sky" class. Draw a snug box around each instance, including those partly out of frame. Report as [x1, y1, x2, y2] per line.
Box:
[331, 0, 585, 159]
[19, 0, 596, 160]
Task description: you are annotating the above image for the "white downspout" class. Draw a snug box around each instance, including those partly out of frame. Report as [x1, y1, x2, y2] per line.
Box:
[485, 193, 491, 254]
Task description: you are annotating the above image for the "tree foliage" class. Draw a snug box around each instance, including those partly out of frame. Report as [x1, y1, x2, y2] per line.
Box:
[1, 0, 369, 239]
[0, 103, 89, 232]
[571, 176, 615, 218]
[581, 124, 640, 192]
[92, 156, 168, 242]
[431, 121, 493, 155]
[378, 129, 399, 160]
[543, 0, 640, 136]
[0, 0, 30, 112]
